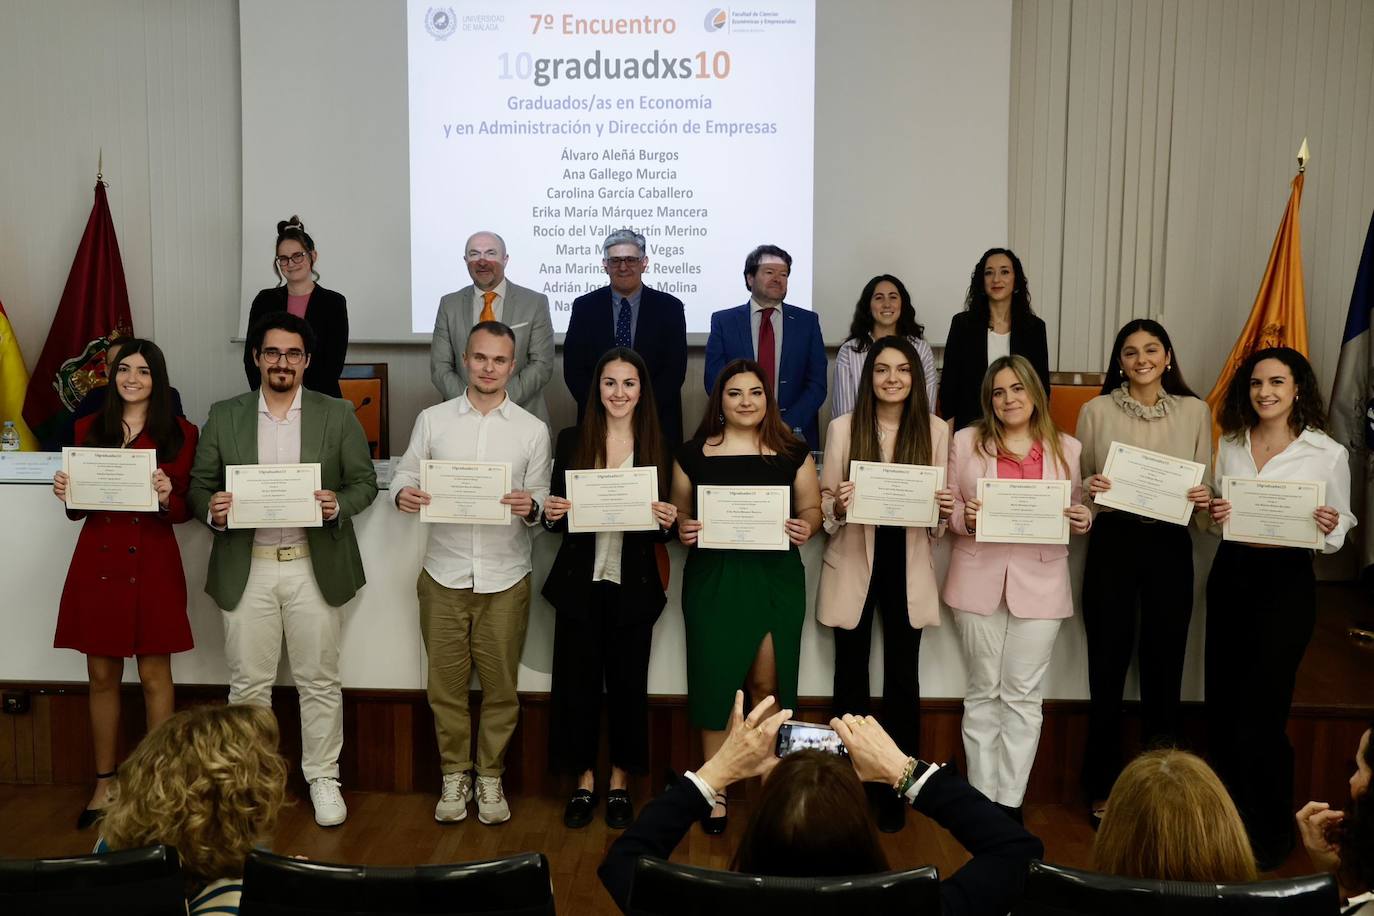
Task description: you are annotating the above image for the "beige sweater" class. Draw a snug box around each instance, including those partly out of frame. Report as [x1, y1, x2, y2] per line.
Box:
[1076, 385, 1214, 507]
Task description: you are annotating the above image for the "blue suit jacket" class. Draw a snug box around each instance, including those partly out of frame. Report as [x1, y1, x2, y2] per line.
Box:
[704, 302, 827, 448]
[563, 284, 688, 443]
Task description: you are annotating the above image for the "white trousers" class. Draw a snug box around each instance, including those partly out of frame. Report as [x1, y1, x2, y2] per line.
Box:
[223, 556, 342, 782]
[953, 604, 1061, 807]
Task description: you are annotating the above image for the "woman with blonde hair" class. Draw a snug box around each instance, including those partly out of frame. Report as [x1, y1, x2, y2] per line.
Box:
[99, 704, 288, 915]
[1094, 748, 1257, 883]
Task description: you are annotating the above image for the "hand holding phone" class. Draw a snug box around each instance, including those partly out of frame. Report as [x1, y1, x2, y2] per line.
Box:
[775, 720, 848, 758]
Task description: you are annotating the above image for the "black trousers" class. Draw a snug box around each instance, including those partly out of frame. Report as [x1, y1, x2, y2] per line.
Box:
[1080, 512, 1195, 799]
[548, 581, 654, 776]
[1205, 541, 1315, 860]
[832, 526, 923, 757]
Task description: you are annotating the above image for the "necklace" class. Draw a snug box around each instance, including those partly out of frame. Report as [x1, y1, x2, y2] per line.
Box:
[877, 423, 899, 442]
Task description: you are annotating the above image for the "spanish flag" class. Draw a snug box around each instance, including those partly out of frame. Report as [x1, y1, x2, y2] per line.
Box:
[0, 300, 38, 451]
[1204, 166, 1309, 438]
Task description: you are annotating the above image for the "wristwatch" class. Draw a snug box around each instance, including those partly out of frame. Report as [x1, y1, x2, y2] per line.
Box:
[525, 499, 541, 523]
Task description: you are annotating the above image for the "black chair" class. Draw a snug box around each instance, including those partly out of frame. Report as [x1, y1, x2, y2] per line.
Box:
[239, 849, 555, 915]
[1014, 861, 1340, 915]
[626, 857, 941, 915]
[0, 844, 185, 915]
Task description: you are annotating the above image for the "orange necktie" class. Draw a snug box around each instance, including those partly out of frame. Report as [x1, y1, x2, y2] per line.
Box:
[479, 289, 497, 323]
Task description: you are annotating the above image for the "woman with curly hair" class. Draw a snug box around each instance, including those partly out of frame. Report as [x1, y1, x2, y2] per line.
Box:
[1207, 346, 1356, 869]
[99, 704, 288, 914]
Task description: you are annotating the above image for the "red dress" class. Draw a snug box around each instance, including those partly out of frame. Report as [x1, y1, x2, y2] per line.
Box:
[54, 416, 199, 657]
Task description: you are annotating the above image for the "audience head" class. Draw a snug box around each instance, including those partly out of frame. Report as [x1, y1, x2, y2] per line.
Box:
[848, 336, 933, 469]
[248, 312, 315, 395]
[965, 248, 1033, 326]
[847, 275, 925, 347]
[100, 705, 287, 890]
[273, 215, 318, 285]
[1354, 723, 1373, 800]
[602, 229, 648, 297]
[742, 245, 792, 305]
[575, 347, 666, 486]
[463, 321, 517, 397]
[696, 358, 804, 459]
[975, 355, 1070, 475]
[464, 231, 508, 291]
[1100, 318, 1197, 398]
[1093, 749, 1257, 883]
[1335, 723, 1374, 896]
[88, 338, 183, 461]
[1219, 346, 1327, 438]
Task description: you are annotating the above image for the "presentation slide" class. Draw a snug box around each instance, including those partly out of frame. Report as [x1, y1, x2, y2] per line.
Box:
[406, 0, 815, 335]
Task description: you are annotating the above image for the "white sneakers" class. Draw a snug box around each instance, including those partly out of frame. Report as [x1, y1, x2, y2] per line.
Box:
[309, 777, 347, 827]
[435, 771, 474, 822]
[475, 775, 510, 825]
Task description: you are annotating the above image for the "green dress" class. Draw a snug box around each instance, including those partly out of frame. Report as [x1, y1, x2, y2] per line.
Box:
[677, 439, 807, 729]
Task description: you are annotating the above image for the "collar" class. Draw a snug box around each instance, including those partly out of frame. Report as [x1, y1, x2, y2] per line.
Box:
[457, 390, 512, 418]
[611, 286, 643, 309]
[257, 386, 303, 417]
[1242, 426, 1329, 452]
[476, 279, 508, 302]
[1111, 382, 1175, 420]
[751, 297, 783, 315]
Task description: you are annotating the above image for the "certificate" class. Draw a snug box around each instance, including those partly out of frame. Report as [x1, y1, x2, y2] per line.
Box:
[975, 478, 1071, 544]
[847, 460, 944, 528]
[566, 466, 658, 533]
[698, 485, 790, 551]
[61, 447, 158, 512]
[1094, 441, 1205, 525]
[227, 464, 322, 528]
[420, 460, 511, 525]
[1, 451, 64, 484]
[1222, 477, 1326, 550]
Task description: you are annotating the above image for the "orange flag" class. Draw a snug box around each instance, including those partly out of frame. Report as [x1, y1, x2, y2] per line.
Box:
[1205, 170, 1308, 438]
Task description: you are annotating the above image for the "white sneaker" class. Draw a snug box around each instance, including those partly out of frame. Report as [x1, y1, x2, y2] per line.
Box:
[309, 777, 347, 827]
[435, 771, 473, 823]
[475, 775, 510, 825]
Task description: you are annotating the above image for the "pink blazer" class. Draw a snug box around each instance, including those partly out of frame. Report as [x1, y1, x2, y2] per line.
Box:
[817, 413, 950, 630]
[944, 427, 1083, 619]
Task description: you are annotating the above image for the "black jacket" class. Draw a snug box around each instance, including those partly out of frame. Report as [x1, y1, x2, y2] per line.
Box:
[938, 310, 1050, 431]
[243, 285, 349, 399]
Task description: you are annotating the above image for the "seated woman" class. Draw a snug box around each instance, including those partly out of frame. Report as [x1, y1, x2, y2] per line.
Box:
[98, 704, 288, 915]
[1296, 720, 1373, 913]
[598, 691, 1043, 916]
[1093, 748, 1257, 882]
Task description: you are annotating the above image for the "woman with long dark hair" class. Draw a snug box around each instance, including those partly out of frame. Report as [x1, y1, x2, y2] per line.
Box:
[50, 338, 198, 828]
[1206, 346, 1354, 868]
[818, 335, 953, 831]
[938, 248, 1051, 430]
[540, 348, 678, 830]
[670, 358, 822, 833]
[1075, 318, 1212, 825]
[831, 275, 937, 416]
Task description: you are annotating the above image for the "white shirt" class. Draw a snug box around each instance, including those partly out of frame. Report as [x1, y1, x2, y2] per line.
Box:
[391, 390, 552, 593]
[472, 278, 508, 325]
[749, 298, 784, 393]
[1215, 427, 1356, 554]
[254, 388, 305, 548]
[987, 329, 1011, 363]
[590, 452, 633, 585]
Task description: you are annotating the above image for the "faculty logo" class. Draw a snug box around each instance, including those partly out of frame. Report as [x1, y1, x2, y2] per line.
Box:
[703, 8, 727, 31]
[425, 7, 457, 40]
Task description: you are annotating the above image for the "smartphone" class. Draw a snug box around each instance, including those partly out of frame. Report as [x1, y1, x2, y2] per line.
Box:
[774, 720, 848, 758]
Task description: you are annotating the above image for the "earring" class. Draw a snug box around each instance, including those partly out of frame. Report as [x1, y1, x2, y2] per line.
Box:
[718, 413, 725, 425]
[1166, 365, 1172, 372]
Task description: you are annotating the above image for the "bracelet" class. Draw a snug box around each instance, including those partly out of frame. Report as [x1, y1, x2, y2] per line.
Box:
[892, 756, 919, 795]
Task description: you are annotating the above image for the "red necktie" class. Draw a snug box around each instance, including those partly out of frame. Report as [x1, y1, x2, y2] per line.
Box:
[757, 307, 777, 391]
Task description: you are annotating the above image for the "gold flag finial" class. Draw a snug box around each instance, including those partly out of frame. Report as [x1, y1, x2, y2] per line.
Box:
[96, 148, 104, 183]
[1297, 137, 1310, 173]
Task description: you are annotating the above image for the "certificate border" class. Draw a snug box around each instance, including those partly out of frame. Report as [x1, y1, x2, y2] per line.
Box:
[846, 460, 945, 528]
[698, 484, 790, 551]
[419, 460, 512, 525]
[1094, 441, 1205, 525]
[226, 463, 324, 529]
[1221, 476, 1326, 550]
[974, 477, 1071, 545]
[566, 466, 659, 534]
[61, 446, 159, 513]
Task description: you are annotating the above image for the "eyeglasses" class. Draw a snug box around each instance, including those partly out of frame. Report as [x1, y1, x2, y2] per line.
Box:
[260, 348, 306, 365]
[465, 248, 502, 261]
[605, 256, 644, 268]
[275, 252, 308, 267]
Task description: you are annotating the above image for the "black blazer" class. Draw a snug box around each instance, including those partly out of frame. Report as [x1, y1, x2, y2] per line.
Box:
[243, 285, 349, 399]
[938, 310, 1050, 432]
[540, 426, 674, 626]
[562, 285, 688, 444]
[598, 767, 1044, 916]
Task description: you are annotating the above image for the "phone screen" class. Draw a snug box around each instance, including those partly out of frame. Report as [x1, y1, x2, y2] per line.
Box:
[774, 720, 848, 757]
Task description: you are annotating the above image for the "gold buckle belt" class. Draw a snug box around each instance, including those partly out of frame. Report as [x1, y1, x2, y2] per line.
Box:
[251, 545, 311, 562]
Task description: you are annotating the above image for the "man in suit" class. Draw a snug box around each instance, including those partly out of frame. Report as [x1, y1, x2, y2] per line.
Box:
[704, 245, 827, 449]
[563, 229, 688, 442]
[188, 311, 378, 828]
[431, 231, 556, 424]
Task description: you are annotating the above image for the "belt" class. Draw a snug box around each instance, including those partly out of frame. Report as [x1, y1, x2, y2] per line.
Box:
[251, 544, 311, 562]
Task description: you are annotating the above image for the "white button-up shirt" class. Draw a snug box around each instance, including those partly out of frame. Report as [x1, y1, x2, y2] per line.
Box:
[749, 297, 784, 394]
[254, 388, 306, 549]
[1215, 427, 1356, 553]
[391, 391, 552, 593]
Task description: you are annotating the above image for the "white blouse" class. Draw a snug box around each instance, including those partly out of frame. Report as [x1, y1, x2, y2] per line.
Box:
[1215, 427, 1356, 554]
[591, 452, 634, 584]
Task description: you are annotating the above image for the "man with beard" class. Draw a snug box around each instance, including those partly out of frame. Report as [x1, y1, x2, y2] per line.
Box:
[188, 311, 377, 828]
[392, 321, 552, 826]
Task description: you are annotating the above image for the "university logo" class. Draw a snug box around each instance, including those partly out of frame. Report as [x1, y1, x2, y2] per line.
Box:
[703, 8, 727, 32]
[425, 7, 457, 40]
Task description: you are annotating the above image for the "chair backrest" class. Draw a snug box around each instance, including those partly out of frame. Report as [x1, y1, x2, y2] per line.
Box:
[339, 362, 390, 459]
[627, 856, 941, 915]
[239, 849, 555, 915]
[1015, 861, 1340, 916]
[0, 844, 185, 915]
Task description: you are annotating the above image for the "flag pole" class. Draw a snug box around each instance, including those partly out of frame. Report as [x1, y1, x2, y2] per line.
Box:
[1297, 137, 1310, 174]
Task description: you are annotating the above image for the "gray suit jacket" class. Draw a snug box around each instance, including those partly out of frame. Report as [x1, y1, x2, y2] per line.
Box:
[430, 280, 555, 424]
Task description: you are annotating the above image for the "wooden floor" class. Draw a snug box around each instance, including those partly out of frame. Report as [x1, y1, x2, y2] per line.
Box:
[0, 782, 1330, 916]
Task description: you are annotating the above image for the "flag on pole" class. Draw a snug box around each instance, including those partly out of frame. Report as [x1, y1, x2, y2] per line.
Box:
[1204, 170, 1310, 439]
[1328, 207, 1374, 576]
[22, 182, 134, 449]
[0, 300, 39, 451]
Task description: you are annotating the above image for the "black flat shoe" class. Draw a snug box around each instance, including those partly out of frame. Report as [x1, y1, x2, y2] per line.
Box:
[605, 789, 633, 829]
[701, 794, 727, 835]
[563, 789, 598, 829]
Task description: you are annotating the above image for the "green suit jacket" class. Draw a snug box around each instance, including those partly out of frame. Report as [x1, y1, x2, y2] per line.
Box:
[187, 389, 379, 610]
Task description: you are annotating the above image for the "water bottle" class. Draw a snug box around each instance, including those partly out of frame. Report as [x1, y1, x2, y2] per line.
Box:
[0, 421, 18, 452]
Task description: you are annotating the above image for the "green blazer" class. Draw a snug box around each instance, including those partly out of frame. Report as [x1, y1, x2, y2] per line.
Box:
[188, 389, 379, 610]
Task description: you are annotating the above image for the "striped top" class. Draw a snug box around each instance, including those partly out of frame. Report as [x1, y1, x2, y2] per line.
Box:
[831, 335, 938, 418]
[190, 877, 242, 915]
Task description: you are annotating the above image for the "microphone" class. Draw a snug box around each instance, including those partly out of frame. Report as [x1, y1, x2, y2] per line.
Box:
[353, 396, 372, 413]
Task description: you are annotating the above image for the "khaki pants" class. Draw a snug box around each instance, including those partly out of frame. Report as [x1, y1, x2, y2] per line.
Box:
[418, 570, 531, 776]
